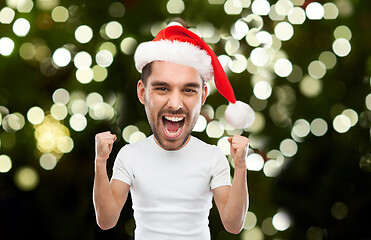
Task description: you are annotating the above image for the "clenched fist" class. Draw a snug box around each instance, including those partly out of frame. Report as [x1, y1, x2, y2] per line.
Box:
[228, 135, 250, 169]
[95, 131, 117, 163]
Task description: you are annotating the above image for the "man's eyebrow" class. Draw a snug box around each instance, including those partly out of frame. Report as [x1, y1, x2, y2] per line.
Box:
[184, 83, 201, 88]
[150, 81, 170, 87]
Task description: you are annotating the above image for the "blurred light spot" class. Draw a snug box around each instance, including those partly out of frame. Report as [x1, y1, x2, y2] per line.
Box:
[70, 99, 88, 115]
[246, 153, 264, 171]
[241, 227, 264, 240]
[245, 30, 260, 47]
[96, 50, 113, 67]
[27, 106, 44, 125]
[262, 217, 277, 236]
[366, 94, 371, 111]
[206, 120, 224, 138]
[52, 47, 71, 67]
[229, 54, 247, 73]
[280, 138, 297, 157]
[86, 92, 103, 108]
[35, 44, 51, 62]
[215, 105, 227, 120]
[323, 2, 339, 19]
[129, 131, 146, 143]
[57, 135, 74, 153]
[52, 88, 70, 105]
[334, 25, 352, 41]
[0, 37, 15, 56]
[272, 211, 291, 231]
[201, 104, 214, 120]
[359, 110, 371, 129]
[193, 115, 207, 132]
[274, 58, 293, 77]
[90, 102, 114, 121]
[123, 125, 139, 142]
[332, 38, 351, 57]
[120, 37, 138, 55]
[231, 20, 249, 40]
[108, 2, 125, 17]
[331, 202, 348, 220]
[0, 155, 12, 173]
[0, 7, 15, 24]
[36, 0, 59, 11]
[19, 42, 35, 60]
[319, 51, 337, 69]
[51, 6, 69, 22]
[250, 47, 269, 66]
[224, 0, 242, 15]
[217, 136, 230, 155]
[243, 211, 257, 230]
[269, 5, 283, 22]
[308, 60, 326, 79]
[105, 21, 123, 39]
[76, 68, 93, 84]
[287, 65, 303, 83]
[69, 114, 87, 131]
[306, 226, 325, 240]
[292, 119, 310, 138]
[299, 75, 322, 98]
[92, 65, 108, 82]
[333, 114, 351, 133]
[342, 109, 358, 127]
[99, 42, 117, 57]
[335, 0, 353, 17]
[39, 153, 57, 170]
[74, 51, 92, 69]
[225, 37, 240, 56]
[17, 0, 34, 12]
[359, 154, 371, 172]
[253, 81, 272, 100]
[274, 21, 294, 41]
[275, 0, 293, 16]
[263, 160, 281, 177]
[14, 166, 39, 191]
[246, 112, 265, 133]
[251, 0, 270, 16]
[306, 2, 324, 20]
[75, 25, 93, 44]
[51, 103, 68, 120]
[288, 6, 306, 24]
[3, 113, 25, 132]
[167, 0, 185, 14]
[13, 18, 30, 37]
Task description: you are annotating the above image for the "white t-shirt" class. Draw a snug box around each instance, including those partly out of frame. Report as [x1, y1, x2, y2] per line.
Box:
[111, 135, 231, 240]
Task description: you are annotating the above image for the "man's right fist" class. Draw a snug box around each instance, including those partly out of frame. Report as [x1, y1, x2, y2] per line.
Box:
[95, 131, 117, 162]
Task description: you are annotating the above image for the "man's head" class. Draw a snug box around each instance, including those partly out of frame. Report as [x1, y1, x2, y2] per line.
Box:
[137, 61, 208, 150]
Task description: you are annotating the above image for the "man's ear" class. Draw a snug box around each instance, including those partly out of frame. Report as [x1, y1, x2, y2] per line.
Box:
[137, 79, 146, 105]
[201, 83, 208, 105]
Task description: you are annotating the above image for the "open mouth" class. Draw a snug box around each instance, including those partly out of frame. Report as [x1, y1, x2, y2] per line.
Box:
[162, 115, 185, 138]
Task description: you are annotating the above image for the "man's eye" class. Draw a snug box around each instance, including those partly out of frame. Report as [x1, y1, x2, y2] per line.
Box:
[184, 89, 196, 93]
[156, 87, 167, 91]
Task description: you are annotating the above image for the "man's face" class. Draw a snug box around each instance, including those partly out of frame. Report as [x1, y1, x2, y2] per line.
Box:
[137, 61, 208, 151]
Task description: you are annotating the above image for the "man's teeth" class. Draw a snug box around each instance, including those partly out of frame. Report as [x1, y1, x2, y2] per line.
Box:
[164, 116, 184, 122]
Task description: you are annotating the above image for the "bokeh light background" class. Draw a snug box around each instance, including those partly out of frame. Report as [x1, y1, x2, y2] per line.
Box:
[0, 0, 370, 239]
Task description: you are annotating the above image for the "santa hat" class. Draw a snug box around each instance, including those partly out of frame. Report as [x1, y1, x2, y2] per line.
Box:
[134, 25, 255, 129]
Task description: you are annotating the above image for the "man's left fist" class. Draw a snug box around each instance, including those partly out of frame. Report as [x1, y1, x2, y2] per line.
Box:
[228, 135, 250, 169]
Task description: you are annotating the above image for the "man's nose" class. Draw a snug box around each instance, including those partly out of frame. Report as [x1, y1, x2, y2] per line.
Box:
[167, 92, 183, 111]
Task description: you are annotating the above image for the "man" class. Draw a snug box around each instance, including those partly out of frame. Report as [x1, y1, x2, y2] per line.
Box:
[93, 24, 255, 239]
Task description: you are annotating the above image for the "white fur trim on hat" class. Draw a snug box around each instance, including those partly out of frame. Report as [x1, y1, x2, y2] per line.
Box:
[134, 40, 214, 81]
[225, 101, 255, 129]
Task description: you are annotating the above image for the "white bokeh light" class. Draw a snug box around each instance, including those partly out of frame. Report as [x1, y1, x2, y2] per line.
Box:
[52, 48, 71, 67]
[251, 0, 270, 16]
[274, 58, 293, 77]
[75, 25, 93, 44]
[246, 153, 264, 171]
[253, 81, 272, 100]
[274, 22, 294, 41]
[13, 18, 31, 37]
[272, 211, 291, 231]
[306, 2, 324, 20]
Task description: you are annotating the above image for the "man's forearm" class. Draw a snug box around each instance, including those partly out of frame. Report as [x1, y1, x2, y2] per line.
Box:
[222, 166, 248, 234]
[93, 160, 120, 230]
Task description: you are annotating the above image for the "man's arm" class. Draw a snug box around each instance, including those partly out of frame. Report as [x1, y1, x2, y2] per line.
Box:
[93, 131, 130, 230]
[212, 135, 249, 234]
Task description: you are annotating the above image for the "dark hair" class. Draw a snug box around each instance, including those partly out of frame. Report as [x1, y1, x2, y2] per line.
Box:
[141, 62, 153, 86]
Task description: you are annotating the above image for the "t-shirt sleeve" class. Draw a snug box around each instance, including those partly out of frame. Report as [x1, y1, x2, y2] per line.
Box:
[111, 146, 132, 186]
[210, 147, 232, 190]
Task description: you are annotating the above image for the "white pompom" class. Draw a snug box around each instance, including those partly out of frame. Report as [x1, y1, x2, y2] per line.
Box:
[225, 101, 255, 129]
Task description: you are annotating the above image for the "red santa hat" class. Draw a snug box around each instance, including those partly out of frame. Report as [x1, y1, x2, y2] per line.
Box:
[134, 25, 255, 129]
